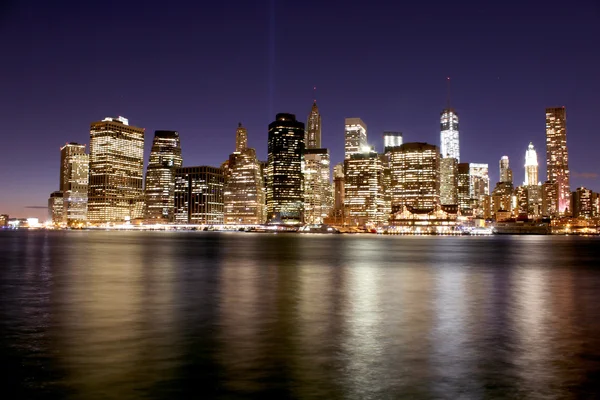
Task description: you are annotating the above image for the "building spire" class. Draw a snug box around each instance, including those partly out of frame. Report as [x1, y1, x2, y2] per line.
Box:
[446, 76, 451, 110]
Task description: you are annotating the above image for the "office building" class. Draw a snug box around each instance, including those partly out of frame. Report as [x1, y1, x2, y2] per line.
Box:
[144, 131, 183, 223]
[0, 214, 8, 227]
[440, 109, 460, 161]
[174, 166, 224, 224]
[266, 113, 305, 223]
[88, 116, 145, 223]
[499, 156, 513, 184]
[383, 131, 403, 153]
[440, 157, 458, 205]
[60, 143, 89, 225]
[469, 163, 490, 218]
[546, 107, 571, 214]
[524, 142, 539, 186]
[344, 118, 367, 159]
[303, 148, 332, 224]
[390, 142, 440, 211]
[48, 191, 64, 224]
[306, 101, 322, 149]
[224, 124, 266, 225]
[542, 181, 559, 217]
[572, 187, 594, 218]
[344, 150, 386, 226]
[457, 163, 471, 215]
[332, 163, 345, 222]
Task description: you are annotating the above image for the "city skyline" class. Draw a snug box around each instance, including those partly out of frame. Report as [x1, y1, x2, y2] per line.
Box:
[1, 0, 599, 219]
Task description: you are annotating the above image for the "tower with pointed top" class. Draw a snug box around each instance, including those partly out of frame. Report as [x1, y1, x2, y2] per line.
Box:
[524, 142, 539, 186]
[306, 101, 321, 149]
[235, 123, 247, 153]
[440, 78, 460, 161]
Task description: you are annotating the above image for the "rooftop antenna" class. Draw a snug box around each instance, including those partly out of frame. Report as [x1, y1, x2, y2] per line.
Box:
[313, 85, 317, 104]
[446, 76, 451, 110]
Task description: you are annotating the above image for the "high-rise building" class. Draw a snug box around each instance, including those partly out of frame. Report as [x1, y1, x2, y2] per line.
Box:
[457, 163, 471, 215]
[333, 163, 345, 221]
[144, 131, 183, 223]
[306, 101, 322, 149]
[542, 181, 559, 217]
[303, 148, 332, 224]
[440, 109, 460, 161]
[499, 156, 513, 184]
[224, 124, 266, 225]
[440, 157, 458, 205]
[266, 113, 305, 223]
[344, 118, 367, 159]
[469, 163, 490, 217]
[546, 107, 570, 214]
[48, 191, 64, 224]
[88, 116, 145, 223]
[383, 131, 403, 153]
[174, 166, 224, 224]
[0, 214, 8, 227]
[390, 142, 441, 211]
[524, 142, 539, 186]
[235, 123, 248, 153]
[344, 150, 386, 226]
[60, 143, 89, 225]
[572, 187, 594, 218]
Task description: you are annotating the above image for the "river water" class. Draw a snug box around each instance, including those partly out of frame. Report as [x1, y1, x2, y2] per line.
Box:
[1, 230, 600, 399]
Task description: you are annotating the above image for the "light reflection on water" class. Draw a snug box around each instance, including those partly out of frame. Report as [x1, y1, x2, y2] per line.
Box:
[1, 231, 600, 399]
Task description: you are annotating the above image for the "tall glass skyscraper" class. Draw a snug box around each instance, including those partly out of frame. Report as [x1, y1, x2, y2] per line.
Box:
[60, 143, 88, 225]
[440, 109, 460, 161]
[144, 130, 183, 223]
[174, 166, 224, 224]
[88, 116, 145, 223]
[344, 118, 367, 159]
[344, 150, 386, 226]
[546, 107, 571, 214]
[266, 113, 305, 223]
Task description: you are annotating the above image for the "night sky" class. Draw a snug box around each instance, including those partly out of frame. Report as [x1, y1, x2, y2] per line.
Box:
[1, 0, 599, 219]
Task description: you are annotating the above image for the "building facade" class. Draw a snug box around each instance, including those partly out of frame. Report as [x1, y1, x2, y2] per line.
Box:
[266, 113, 305, 223]
[542, 180, 559, 217]
[572, 187, 594, 218]
[344, 118, 367, 159]
[499, 156, 513, 184]
[344, 151, 386, 226]
[303, 148, 332, 224]
[469, 163, 490, 218]
[88, 116, 145, 223]
[305, 101, 321, 149]
[389, 142, 441, 211]
[524, 142, 539, 186]
[174, 166, 224, 224]
[60, 143, 88, 225]
[440, 109, 460, 161]
[440, 157, 458, 205]
[48, 191, 64, 224]
[457, 163, 471, 215]
[383, 131, 403, 153]
[144, 130, 183, 223]
[546, 107, 571, 215]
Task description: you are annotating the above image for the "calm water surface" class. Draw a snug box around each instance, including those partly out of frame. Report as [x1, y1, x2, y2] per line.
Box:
[1, 231, 600, 399]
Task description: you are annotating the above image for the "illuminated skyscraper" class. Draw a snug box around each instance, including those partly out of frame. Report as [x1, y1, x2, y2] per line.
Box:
[457, 163, 471, 214]
[174, 166, 224, 224]
[499, 156, 513, 184]
[440, 157, 458, 205]
[469, 163, 490, 217]
[524, 142, 539, 186]
[88, 116, 145, 223]
[383, 131, 403, 153]
[224, 124, 266, 225]
[332, 163, 345, 221]
[542, 181, 558, 217]
[60, 143, 88, 225]
[344, 150, 386, 226]
[306, 101, 321, 149]
[572, 187, 594, 218]
[144, 131, 183, 223]
[440, 109, 460, 161]
[344, 118, 367, 159]
[48, 191, 64, 224]
[546, 107, 571, 214]
[235, 123, 248, 153]
[390, 142, 441, 211]
[266, 113, 305, 223]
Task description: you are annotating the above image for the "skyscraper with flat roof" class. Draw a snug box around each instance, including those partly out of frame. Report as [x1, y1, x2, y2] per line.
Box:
[60, 143, 88, 225]
[546, 107, 571, 215]
[344, 118, 367, 159]
[440, 109, 460, 161]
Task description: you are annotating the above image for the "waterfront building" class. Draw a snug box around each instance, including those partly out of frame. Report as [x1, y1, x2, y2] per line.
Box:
[380, 153, 392, 221]
[48, 191, 64, 224]
[144, 131, 183, 223]
[524, 142, 539, 186]
[0, 214, 7, 227]
[469, 163, 490, 218]
[515, 186, 528, 216]
[344, 150, 386, 227]
[490, 181, 514, 218]
[266, 113, 305, 224]
[224, 124, 266, 225]
[331, 163, 345, 224]
[499, 156, 513, 184]
[88, 116, 145, 223]
[383, 131, 403, 153]
[457, 163, 471, 215]
[389, 142, 440, 211]
[572, 187, 594, 218]
[174, 166, 224, 224]
[542, 180, 559, 217]
[546, 107, 571, 214]
[303, 148, 332, 224]
[440, 109, 460, 161]
[440, 157, 458, 205]
[389, 205, 459, 234]
[527, 185, 543, 217]
[60, 143, 88, 225]
[344, 118, 367, 159]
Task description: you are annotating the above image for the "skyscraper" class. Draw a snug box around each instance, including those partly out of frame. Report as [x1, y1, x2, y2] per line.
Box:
[344, 150, 386, 226]
[440, 109, 460, 161]
[266, 113, 305, 223]
[224, 124, 266, 225]
[344, 118, 367, 159]
[144, 130, 183, 223]
[333, 163, 345, 222]
[60, 143, 88, 225]
[524, 142, 539, 186]
[383, 131, 403, 153]
[390, 142, 441, 211]
[499, 156, 513, 184]
[457, 163, 471, 214]
[469, 163, 490, 217]
[440, 157, 458, 205]
[174, 166, 224, 224]
[88, 116, 145, 223]
[546, 107, 570, 214]
[306, 101, 321, 149]
[48, 191, 64, 224]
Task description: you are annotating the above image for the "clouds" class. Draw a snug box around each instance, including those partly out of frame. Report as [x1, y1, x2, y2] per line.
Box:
[572, 172, 599, 179]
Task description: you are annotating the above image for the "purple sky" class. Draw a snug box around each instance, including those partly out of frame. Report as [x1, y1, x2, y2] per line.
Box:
[1, 0, 599, 219]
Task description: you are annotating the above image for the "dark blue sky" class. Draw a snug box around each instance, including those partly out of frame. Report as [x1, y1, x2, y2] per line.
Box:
[1, 0, 599, 219]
